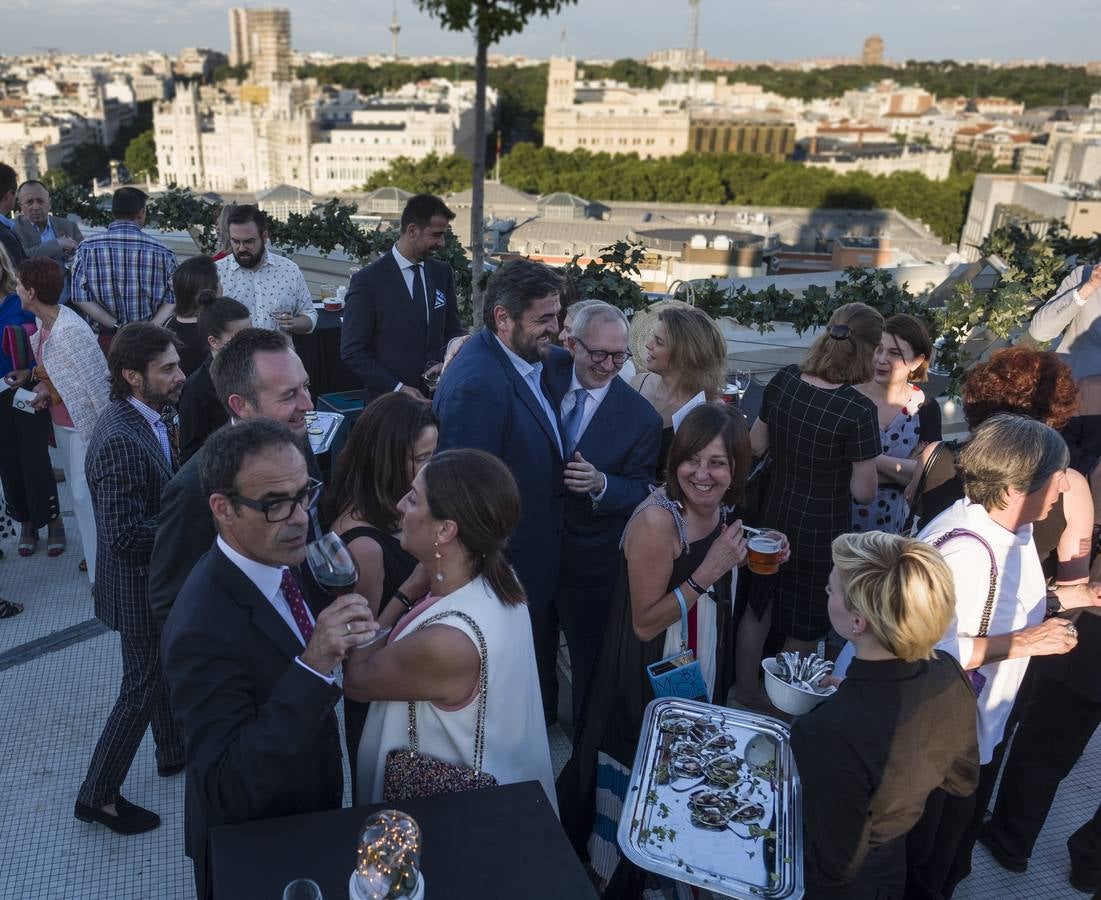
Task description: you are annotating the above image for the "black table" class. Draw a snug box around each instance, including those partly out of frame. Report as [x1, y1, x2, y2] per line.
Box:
[293, 309, 361, 399]
[210, 781, 597, 899]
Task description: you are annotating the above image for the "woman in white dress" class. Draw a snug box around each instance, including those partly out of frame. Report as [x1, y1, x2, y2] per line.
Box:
[344, 448, 556, 809]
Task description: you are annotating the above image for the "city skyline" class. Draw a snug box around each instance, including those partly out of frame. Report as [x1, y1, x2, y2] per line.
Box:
[3, 0, 1100, 64]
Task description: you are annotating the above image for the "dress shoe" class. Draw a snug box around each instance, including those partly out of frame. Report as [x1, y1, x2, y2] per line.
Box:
[977, 823, 1028, 873]
[1069, 832, 1101, 892]
[157, 762, 184, 778]
[74, 796, 160, 835]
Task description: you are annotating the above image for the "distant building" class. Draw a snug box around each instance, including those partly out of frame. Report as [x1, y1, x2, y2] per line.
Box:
[862, 35, 885, 67]
[801, 139, 952, 180]
[689, 116, 795, 160]
[228, 7, 292, 83]
[175, 48, 228, 82]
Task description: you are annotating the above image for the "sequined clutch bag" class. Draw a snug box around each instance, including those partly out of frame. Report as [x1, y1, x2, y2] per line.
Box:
[382, 609, 499, 802]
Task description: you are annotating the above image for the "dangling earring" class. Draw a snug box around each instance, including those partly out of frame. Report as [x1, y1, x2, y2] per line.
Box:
[433, 540, 444, 583]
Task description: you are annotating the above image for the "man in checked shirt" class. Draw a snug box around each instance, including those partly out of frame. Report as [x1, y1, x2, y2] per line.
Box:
[71, 187, 177, 350]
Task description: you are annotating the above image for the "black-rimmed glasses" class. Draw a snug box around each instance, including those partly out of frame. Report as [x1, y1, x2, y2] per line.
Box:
[574, 336, 632, 367]
[227, 478, 323, 522]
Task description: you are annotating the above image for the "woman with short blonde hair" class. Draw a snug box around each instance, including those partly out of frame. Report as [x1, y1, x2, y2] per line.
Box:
[791, 530, 979, 898]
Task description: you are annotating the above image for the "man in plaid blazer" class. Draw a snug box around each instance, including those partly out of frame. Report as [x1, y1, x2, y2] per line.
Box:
[75, 323, 187, 835]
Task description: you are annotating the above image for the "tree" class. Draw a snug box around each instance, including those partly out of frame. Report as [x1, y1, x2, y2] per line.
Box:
[414, 0, 579, 328]
[124, 129, 158, 183]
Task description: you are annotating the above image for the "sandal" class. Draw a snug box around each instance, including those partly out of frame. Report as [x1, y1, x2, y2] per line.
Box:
[0, 598, 24, 619]
[47, 524, 66, 558]
[18, 525, 37, 557]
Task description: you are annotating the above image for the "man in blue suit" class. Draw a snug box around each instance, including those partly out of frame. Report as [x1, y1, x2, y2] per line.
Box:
[544, 302, 662, 722]
[433, 259, 567, 722]
[341, 193, 466, 402]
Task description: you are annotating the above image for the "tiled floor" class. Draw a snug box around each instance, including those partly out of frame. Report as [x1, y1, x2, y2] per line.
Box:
[0, 459, 1096, 898]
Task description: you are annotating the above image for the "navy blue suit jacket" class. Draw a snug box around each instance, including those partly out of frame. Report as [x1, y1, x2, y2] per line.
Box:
[433, 329, 567, 610]
[545, 356, 663, 587]
[341, 249, 465, 401]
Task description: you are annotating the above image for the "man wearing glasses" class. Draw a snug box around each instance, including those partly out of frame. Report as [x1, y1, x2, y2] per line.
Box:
[543, 301, 662, 723]
[162, 419, 377, 900]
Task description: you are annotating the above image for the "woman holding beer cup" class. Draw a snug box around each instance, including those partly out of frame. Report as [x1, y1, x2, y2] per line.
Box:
[557, 403, 789, 890]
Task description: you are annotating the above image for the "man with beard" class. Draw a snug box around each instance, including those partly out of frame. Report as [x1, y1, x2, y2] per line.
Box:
[215, 205, 316, 334]
[75, 323, 186, 835]
[148, 328, 318, 627]
[433, 258, 569, 723]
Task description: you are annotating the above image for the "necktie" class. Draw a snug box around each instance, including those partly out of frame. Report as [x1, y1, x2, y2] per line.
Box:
[280, 568, 314, 644]
[410, 263, 427, 325]
[562, 388, 588, 457]
[160, 407, 179, 470]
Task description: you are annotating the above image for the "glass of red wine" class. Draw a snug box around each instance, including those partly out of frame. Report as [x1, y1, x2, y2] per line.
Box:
[305, 532, 390, 648]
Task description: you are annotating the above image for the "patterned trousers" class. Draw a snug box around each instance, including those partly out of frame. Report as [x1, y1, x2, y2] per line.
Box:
[77, 629, 183, 807]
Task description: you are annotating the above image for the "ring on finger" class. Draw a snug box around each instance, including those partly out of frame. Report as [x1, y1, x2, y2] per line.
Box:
[346, 622, 352, 634]
[1067, 623, 1078, 637]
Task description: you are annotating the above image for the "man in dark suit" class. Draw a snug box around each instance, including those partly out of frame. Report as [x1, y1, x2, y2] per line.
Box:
[14, 179, 83, 264]
[148, 328, 317, 628]
[75, 323, 186, 835]
[544, 301, 662, 722]
[433, 258, 567, 723]
[162, 419, 376, 900]
[341, 193, 466, 402]
[0, 163, 27, 264]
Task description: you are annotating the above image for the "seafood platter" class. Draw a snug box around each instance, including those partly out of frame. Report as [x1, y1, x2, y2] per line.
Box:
[618, 697, 803, 898]
[761, 652, 836, 715]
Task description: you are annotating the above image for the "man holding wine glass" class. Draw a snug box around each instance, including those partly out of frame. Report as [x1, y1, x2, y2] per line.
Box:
[162, 419, 378, 900]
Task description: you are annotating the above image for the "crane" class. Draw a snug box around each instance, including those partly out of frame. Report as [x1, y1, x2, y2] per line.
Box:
[688, 0, 701, 103]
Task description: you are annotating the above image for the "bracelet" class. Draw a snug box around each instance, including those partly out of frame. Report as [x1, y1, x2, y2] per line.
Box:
[393, 590, 413, 610]
[685, 575, 709, 595]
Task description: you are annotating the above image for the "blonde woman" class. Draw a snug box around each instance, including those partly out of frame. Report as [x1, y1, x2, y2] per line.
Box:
[631, 305, 726, 479]
[791, 531, 979, 899]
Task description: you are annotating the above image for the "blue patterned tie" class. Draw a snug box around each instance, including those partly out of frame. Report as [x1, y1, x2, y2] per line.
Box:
[562, 388, 588, 457]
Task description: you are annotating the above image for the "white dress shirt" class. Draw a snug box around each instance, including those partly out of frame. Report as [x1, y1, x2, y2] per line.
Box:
[216, 250, 317, 332]
[216, 535, 334, 684]
[494, 334, 563, 455]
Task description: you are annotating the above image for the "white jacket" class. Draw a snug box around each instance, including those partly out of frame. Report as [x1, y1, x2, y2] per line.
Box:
[36, 305, 111, 442]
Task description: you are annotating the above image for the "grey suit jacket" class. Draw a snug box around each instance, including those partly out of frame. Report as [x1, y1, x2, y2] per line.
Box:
[13, 214, 83, 263]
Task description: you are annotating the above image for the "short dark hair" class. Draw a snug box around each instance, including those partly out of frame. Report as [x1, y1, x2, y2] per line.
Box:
[884, 314, 933, 382]
[226, 204, 268, 233]
[322, 393, 439, 533]
[197, 295, 251, 346]
[16, 258, 65, 306]
[200, 418, 304, 502]
[172, 255, 220, 318]
[111, 187, 148, 220]
[665, 403, 752, 508]
[209, 327, 291, 413]
[400, 194, 455, 232]
[107, 322, 181, 401]
[484, 258, 564, 331]
[0, 163, 16, 198]
[16, 179, 48, 196]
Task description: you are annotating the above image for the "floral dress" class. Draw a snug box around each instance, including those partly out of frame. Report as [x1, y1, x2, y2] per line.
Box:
[852, 386, 926, 535]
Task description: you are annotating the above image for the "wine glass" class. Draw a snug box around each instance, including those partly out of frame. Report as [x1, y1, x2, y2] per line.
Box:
[306, 532, 390, 648]
[282, 879, 322, 900]
[733, 370, 751, 403]
[422, 360, 442, 396]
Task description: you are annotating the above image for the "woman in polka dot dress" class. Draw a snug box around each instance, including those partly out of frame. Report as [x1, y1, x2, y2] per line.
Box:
[853, 315, 941, 534]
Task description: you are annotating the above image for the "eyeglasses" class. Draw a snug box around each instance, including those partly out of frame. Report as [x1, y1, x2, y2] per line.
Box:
[574, 336, 632, 367]
[226, 478, 323, 523]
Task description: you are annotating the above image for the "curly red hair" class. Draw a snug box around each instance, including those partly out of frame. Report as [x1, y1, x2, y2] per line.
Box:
[962, 347, 1079, 430]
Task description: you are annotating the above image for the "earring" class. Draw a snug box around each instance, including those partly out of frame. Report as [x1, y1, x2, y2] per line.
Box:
[433, 540, 444, 583]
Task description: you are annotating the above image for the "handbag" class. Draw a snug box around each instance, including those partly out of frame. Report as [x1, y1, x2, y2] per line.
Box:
[646, 587, 709, 702]
[930, 528, 998, 696]
[382, 609, 499, 802]
[2, 322, 35, 372]
[903, 441, 953, 536]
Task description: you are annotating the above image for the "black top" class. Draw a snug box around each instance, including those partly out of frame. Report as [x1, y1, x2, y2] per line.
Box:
[791, 653, 979, 899]
[177, 358, 228, 466]
[166, 317, 206, 376]
[916, 397, 942, 443]
[337, 524, 415, 612]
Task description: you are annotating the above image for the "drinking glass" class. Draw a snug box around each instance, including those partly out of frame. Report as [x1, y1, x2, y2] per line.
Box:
[306, 533, 390, 648]
[422, 360, 442, 396]
[733, 370, 751, 401]
[282, 879, 322, 900]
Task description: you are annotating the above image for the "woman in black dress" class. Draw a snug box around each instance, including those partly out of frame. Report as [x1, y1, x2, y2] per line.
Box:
[164, 255, 220, 375]
[792, 531, 978, 899]
[322, 392, 439, 790]
[734, 302, 883, 709]
[557, 404, 786, 895]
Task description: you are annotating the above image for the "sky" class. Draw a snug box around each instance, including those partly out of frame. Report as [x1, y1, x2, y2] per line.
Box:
[2, 0, 1099, 64]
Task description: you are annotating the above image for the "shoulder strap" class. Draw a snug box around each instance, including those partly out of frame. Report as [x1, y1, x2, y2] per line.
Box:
[904, 441, 952, 534]
[404, 608, 490, 773]
[931, 527, 999, 637]
[620, 488, 689, 553]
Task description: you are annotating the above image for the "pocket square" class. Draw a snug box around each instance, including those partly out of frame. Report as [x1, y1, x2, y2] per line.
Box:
[434, 288, 447, 310]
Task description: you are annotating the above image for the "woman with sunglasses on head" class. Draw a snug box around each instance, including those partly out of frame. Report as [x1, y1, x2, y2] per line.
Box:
[734, 302, 883, 711]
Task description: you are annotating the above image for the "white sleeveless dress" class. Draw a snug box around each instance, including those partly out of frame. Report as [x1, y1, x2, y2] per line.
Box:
[356, 576, 557, 812]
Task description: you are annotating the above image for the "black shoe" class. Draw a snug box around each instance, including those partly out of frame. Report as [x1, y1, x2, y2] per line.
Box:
[157, 762, 184, 778]
[977, 823, 1028, 874]
[74, 796, 160, 835]
[1068, 860, 1101, 893]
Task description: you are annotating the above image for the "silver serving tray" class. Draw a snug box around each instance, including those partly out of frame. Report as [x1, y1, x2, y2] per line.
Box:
[617, 697, 803, 899]
[306, 411, 344, 456]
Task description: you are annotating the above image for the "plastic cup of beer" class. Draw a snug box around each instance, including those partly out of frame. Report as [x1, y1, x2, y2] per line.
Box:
[747, 530, 785, 576]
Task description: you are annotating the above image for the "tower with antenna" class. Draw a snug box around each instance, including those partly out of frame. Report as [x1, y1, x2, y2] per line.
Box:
[687, 0, 701, 104]
[390, 1, 401, 60]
